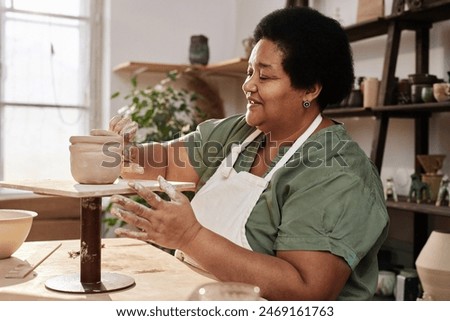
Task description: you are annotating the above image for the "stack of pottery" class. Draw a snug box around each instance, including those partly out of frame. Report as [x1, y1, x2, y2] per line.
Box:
[69, 129, 123, 184]
[408, 73, 438, 103]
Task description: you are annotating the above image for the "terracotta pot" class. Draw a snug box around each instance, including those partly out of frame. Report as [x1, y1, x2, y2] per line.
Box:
[69, 135, 123, 184]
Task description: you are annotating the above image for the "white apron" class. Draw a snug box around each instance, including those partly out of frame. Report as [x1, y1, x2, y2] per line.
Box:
[175, 114, 322, 267]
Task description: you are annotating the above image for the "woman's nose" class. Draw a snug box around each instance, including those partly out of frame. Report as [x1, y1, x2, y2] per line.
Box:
[242, 76, 256, 94]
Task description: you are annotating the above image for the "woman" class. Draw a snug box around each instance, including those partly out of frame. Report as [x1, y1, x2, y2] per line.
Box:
[109, 7, 389, 300]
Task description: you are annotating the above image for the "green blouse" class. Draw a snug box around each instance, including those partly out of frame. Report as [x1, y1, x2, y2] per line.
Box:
[184, 114, 389, 300]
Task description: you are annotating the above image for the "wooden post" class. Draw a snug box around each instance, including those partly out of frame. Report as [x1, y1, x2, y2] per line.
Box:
[285, 0, 309, 8]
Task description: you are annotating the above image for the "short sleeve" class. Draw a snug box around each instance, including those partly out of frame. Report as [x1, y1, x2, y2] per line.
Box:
[274, 170, 389, 270]
[183, 115, 255, 189]
[183, 118, 224, 178]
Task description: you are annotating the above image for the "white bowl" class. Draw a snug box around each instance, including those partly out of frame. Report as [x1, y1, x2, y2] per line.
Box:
[0, 210, 38, 259]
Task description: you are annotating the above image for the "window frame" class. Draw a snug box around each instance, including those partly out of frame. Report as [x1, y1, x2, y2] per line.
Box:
[0, 0, 104, 182]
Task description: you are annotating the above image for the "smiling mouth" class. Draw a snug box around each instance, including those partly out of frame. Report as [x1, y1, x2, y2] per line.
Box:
[247, 102, 260, 109]
[247, 98, 262, 106]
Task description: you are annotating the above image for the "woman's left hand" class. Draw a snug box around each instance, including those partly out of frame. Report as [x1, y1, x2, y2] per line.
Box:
[110, 176, 202, 249]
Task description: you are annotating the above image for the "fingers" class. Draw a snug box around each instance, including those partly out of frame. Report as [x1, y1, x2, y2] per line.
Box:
[121, 121, 138, 137]
[127, 182, 165, 208]
[113, 116, 133, 134]
[110, 206, 149, 230]
[115, 227, 149, 241]
[110, 195, 157, 243]
[157, 176, 179, 200]
[110, 194, 150, 215]
[109, 115, 138, 142]
[109, 114, 123, 131]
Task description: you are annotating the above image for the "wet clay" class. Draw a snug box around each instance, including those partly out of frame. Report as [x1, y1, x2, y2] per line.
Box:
[69, 131, 123, 184]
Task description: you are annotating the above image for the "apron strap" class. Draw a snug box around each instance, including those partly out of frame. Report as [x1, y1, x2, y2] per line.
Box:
[221, 129, 262, 178]
[265, 114, 323, 181]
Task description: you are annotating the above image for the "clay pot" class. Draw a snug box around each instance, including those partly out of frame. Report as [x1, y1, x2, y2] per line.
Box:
[69, 135, 123, 184]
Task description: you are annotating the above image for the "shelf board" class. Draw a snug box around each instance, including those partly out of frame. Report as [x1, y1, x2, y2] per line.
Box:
[113, 61, 194, 74]
[206, 57, 248, 75]
[387, 197, 450, 217]
[345, 1, 450, 42]
[324, 101, 450, 118]
[113, 57, 248, 77]
[323, 107, 374, 118]
[372, 101, 450, 116]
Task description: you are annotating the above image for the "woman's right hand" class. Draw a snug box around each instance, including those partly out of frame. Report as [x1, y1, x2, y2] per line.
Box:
[109, 115, 144, 175]
[109, 114, 138, 142]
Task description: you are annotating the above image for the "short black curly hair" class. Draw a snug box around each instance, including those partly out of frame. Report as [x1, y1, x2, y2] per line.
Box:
[253, 7, 354, 111]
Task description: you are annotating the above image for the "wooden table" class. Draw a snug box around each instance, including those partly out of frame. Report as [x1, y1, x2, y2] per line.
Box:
[0, 179, 196, 294]
[0, 238, 215, 300]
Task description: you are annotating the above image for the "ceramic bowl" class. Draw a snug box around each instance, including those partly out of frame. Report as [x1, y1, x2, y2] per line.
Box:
[433, 83, 450, 102]
[0, 210, 38, 259]
[376, 270, 396, 296]
[69, 135, 123, 184]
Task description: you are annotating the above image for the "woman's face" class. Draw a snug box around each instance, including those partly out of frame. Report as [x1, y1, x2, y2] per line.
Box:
[242, 39, 306, 135]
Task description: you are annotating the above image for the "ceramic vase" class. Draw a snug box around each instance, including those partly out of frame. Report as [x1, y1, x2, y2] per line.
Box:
[242, 37, 254, 59]
[416, 230, 450, 300]
[189, 35, 209, 65]
[69, 135, 123, 184]
[363, 77, 380, 108]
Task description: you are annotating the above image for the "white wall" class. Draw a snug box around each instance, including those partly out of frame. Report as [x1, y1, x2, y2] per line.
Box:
[104, 0, 450, 194]
[105, 0, 283, 123]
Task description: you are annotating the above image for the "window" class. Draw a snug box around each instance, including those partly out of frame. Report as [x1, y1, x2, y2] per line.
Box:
[0, 0, 103, 182]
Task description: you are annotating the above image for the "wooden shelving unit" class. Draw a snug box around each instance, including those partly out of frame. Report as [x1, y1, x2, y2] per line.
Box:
[113, 57, 248, 77]
[338, 0, 450, 259]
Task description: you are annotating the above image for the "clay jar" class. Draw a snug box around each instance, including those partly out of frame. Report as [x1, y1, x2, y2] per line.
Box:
[69, 135, 123, 184]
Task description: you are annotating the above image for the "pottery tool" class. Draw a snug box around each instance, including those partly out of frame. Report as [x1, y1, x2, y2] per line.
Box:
[5, 243, 62, 278]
